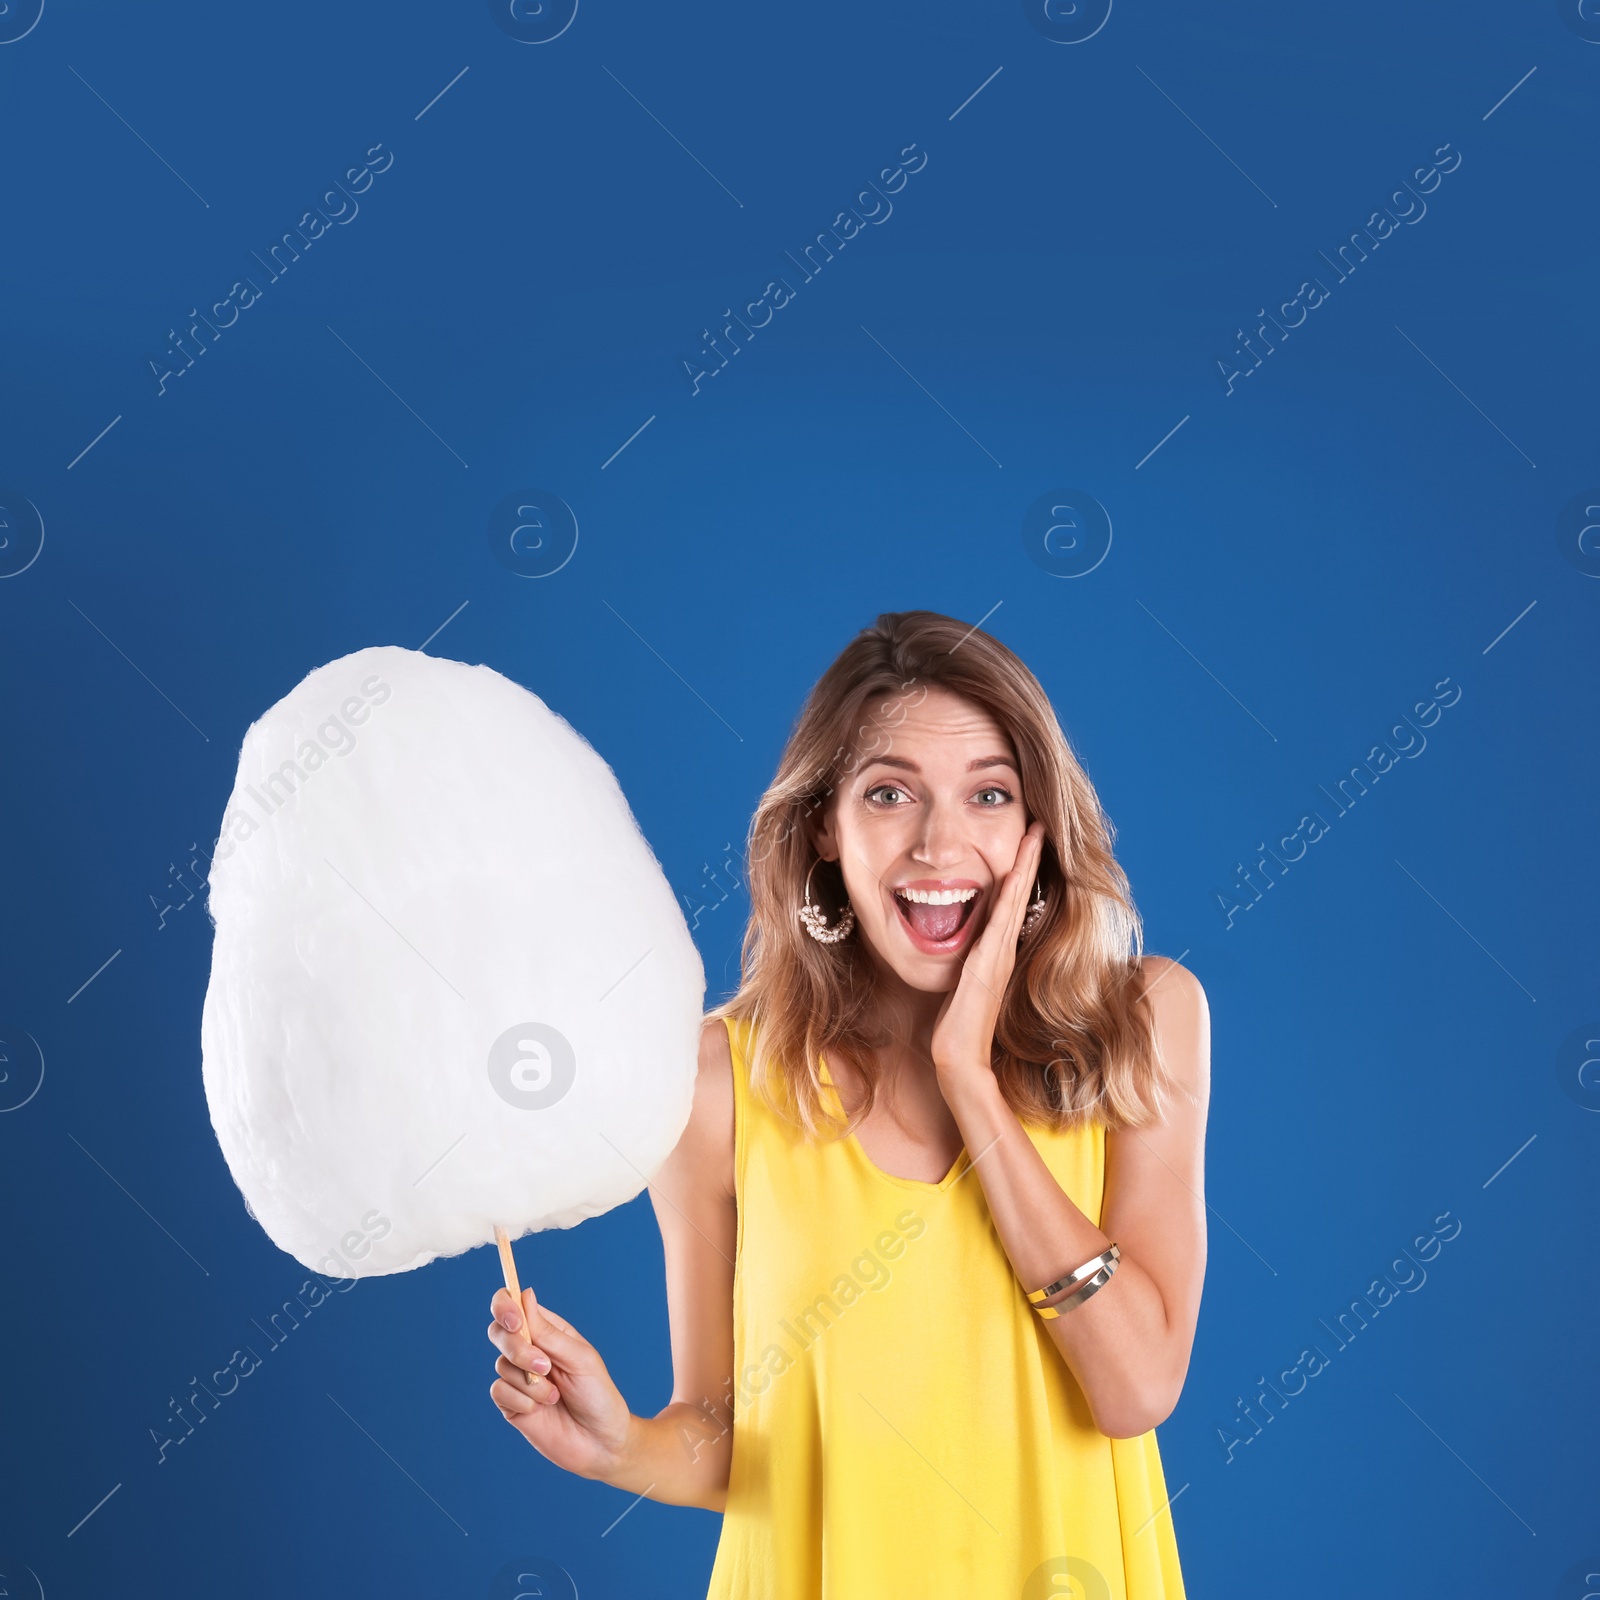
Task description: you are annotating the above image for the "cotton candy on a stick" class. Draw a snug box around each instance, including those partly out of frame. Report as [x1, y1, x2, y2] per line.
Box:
[200, 646, 704, 1280]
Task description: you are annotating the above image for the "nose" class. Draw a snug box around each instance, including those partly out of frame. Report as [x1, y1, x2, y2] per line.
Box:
[909, 795, 969, 871]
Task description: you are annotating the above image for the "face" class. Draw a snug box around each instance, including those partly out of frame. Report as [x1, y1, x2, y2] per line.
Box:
[811, 685, 1030, 993]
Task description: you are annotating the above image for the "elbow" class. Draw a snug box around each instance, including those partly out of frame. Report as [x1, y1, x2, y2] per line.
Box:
[1064, 1319, 1195, 1439]
[688, 1448, 733, 1513]
[1094, 1407, 1160, 1441]
[691, 1465, 731, 1514]
[1094, 1402, 1168, 1441]
[1092, 1377, 1182, 1441]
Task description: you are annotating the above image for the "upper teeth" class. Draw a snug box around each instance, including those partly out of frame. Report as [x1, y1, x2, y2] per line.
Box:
[896, 887, 977, 905]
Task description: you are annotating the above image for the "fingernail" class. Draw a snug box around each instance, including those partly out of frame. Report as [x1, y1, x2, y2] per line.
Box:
[531, 1355, 550, 1374]
[500, 1309, 520, 1331]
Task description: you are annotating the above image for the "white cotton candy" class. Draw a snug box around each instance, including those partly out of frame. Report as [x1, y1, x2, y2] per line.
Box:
[200, 646, 704, 1279]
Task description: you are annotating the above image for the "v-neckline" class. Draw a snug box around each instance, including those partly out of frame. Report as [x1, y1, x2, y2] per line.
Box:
[818, 1055, 969, 1192]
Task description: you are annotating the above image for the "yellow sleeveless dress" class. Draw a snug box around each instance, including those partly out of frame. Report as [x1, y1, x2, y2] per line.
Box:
[706, 1016, 1187, 1600]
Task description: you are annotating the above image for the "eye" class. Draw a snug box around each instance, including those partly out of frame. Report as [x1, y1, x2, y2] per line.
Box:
[972, 786, 1014, 807]
[864, 784, 911, 807]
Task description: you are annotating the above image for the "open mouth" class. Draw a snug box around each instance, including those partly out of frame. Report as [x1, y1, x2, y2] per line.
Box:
[892, 885, 981, 951]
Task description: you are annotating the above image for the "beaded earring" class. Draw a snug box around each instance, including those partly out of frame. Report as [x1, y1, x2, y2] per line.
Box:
[798, 859, 856, 944]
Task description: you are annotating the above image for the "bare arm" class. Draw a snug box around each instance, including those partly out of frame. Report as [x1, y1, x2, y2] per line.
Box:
[632, 1014, 738, 1507]
[929, 821, 1210, 1438]
[486, 1015, 738, 1509]
[939, 954, 1210, 1438]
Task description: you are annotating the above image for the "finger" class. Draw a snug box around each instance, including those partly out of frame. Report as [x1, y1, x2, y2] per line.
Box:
[1004, 827, 1045, 936]
[491, 1374, 538, 1416]
[496, 1354, 554, 1399]
[486, 1309, 552, 1366]
[985, 828, 1037, 936]
[529, 1294, 580, 1339]
[492, 1287, 524, 1333]
[517, 1289, 592, 1368]
[983, 833, 1040, 958]
[1008, 841, 1037, 933]
[498, 1356, 561, 1406]
[486, 1320, 552, 1374]
[1014, 823, 1044, 887]
[495, 1285, 582, 1361]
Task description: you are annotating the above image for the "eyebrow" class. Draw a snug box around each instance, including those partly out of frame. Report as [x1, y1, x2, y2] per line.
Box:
[857, 754, 1017, 775]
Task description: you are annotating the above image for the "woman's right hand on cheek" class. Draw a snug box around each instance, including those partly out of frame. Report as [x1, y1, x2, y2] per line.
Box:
[487, 1286, 633, 1481]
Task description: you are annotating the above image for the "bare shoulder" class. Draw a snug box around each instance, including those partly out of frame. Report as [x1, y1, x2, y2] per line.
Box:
[696, 1013, 736, 1121]
[1136, 954, 1211, 1105]
[1137, 951, 1207, 1009]
[658, 1014, 735, 1203]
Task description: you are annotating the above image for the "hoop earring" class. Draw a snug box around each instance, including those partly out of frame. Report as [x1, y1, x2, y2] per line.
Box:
[799, 859, 856, 945]
[1019, 879, 1048, 940]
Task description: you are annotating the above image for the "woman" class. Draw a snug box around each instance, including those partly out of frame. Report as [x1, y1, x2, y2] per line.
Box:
[488, 610, 1209, 1597]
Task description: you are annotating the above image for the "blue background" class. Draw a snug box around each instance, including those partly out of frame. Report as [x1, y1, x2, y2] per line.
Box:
[2, 1, 1597, 1595]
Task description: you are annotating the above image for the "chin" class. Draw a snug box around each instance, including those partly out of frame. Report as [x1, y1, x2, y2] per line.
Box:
[860, 930, 964, 994]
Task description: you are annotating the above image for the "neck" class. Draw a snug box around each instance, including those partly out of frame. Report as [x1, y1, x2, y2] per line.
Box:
[865, 965, 948, 1078]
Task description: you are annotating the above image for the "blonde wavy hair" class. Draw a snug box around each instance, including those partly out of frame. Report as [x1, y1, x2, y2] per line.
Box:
[709, 609, 1180, 1140]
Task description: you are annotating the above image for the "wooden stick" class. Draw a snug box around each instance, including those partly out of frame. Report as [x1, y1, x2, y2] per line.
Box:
[493, 1224, 540, 1390]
